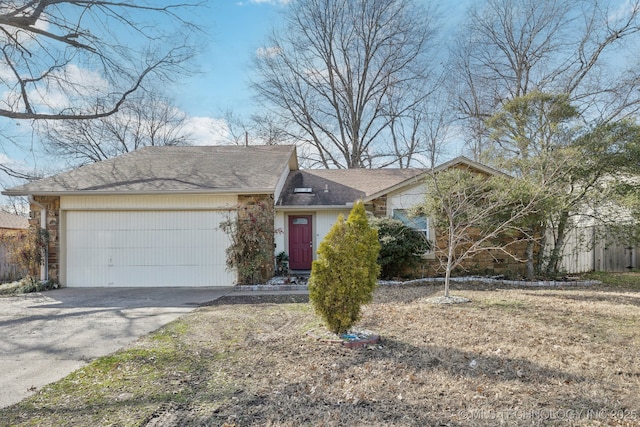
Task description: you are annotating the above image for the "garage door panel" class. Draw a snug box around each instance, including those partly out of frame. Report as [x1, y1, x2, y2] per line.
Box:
[67, 247, 110, 286]
[66, 210, 234, 287]
[109, 266, 220, 287]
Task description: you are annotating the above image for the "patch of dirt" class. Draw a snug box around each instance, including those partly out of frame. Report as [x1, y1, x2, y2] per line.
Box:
[142, 404, 195, 427]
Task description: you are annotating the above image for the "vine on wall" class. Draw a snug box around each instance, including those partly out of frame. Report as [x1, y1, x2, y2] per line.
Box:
[220, 197, 276, 285]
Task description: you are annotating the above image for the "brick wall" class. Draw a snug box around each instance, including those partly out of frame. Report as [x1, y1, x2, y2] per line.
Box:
[368, 195, 387, 218]
[407, 229, 529, 278]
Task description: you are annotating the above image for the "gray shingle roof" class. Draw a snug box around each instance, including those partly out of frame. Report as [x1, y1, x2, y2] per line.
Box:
[4, 145, 298, 195]
[277, 168, 426, 207]
[0, 211, 29, 229]
[277, 156, 504, 207]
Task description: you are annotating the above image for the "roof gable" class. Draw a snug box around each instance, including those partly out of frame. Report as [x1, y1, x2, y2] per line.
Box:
[433, 156, 508, 177]
[277, 168, 425, 207]
[4, 145, 298, 196]
[277, 156, 505, 208]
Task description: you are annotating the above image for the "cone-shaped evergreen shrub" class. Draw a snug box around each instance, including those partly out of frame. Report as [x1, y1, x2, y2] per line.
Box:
[308, 201, 381, 334]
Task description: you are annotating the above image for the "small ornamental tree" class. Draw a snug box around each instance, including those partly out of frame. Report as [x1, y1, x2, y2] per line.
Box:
[308, 201, 381, 335]
[9, 227, 49, 279]
[422, 168, 542, 297]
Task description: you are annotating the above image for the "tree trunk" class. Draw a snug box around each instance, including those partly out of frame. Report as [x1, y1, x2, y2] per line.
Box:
[444, 230, 455, 297]
[525, 238, 535, 280]
[524, 223, 544, 279]
[534, 224, 547, 277]
[444, 265, 451, 298]
[546, 210, 569, 277]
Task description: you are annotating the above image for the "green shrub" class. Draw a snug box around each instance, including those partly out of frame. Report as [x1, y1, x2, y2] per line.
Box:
[275, 251, 289, 276]
[371, 217, 432, 279]
[308, 201, 381, 334]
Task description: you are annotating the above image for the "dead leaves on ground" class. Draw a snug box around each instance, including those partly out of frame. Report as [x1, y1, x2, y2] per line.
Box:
[3, 283, 640, 427]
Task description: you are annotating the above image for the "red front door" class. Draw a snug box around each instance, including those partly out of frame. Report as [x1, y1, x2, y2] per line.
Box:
[289, 215, 313, 270]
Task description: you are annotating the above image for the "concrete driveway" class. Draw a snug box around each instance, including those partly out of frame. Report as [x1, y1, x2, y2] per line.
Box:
[0, 287, 233, 409]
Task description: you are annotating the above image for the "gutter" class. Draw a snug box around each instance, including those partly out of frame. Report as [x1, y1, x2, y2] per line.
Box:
[28, 196, 48, 281]
[2, 188, 278, 197]
[275, 205, 354, 211]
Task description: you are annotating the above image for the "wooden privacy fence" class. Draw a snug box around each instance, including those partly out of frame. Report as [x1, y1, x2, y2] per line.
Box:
[558, 226, 639, 274]
[0, 232, 28, 282]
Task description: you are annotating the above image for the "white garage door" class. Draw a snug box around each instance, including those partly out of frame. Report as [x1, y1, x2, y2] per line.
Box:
[65, 210, 234, 287]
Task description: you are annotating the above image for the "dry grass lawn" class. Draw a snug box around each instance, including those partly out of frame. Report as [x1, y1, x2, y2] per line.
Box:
[1, 280, 639, 426]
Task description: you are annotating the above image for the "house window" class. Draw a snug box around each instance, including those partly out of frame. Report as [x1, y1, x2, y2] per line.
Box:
[292, 217, 309, 225]
[392, 209, 431, 255]
[392, 209, 428, 239]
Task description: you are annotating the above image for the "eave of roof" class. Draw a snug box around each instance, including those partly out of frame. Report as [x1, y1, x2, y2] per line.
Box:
[364, 171, 430, 201]
[276, 204, 353, 211]
[2, 188, 277, 197]
[363, 158, 507, 201]
[434, 155, 509, 177]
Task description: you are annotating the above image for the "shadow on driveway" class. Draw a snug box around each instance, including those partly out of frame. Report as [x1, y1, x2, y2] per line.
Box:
[0, 286, 233, 409]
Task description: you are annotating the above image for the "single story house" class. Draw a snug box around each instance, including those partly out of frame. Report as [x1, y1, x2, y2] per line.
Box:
[275, 157, 503, 271]
[2, 145, 507, 287]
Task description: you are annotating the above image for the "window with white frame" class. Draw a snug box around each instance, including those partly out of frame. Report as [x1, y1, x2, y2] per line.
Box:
[392, 209, 429, 240]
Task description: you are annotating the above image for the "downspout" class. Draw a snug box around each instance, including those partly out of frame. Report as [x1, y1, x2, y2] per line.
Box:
[29, 196, 48, 281]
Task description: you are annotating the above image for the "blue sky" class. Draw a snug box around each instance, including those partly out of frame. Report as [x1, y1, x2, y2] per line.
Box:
[173, 0, 290, 119]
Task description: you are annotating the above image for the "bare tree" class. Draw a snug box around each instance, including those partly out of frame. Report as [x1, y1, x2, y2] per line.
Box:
[252, 0, 440, 169]
[386, 86, 454, 169]
[39, 92, 192, 166]
[421, 167, 543, 297]
[0, 1, 200, 122]
[0, 194, 28, 215]
[222, 110, 292, 147]
[453, 0, 640, 145]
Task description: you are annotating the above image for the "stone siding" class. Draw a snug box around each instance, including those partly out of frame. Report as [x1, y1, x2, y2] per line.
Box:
[406, 229, 530, 278]
[368, 195, 387, 218]
[30, 196, 61, 282]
